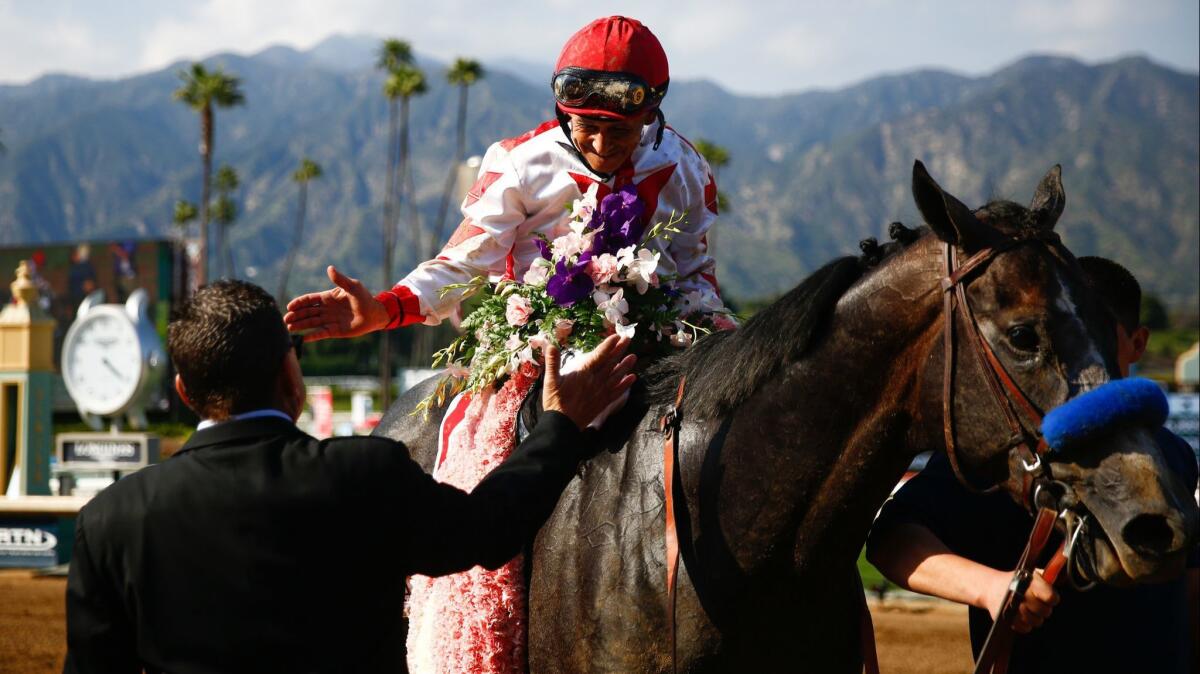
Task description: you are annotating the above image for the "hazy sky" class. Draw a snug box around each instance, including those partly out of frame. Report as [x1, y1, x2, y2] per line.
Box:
[1, 0, 1197, 94]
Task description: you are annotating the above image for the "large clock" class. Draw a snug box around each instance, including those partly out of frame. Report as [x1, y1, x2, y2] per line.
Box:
[61, 289, 165, 429]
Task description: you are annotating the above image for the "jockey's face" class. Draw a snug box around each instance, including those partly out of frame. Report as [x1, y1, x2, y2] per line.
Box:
[569, 112, 654, 174]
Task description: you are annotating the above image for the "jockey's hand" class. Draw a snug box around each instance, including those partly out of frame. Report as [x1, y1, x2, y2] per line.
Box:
[985, 567, 1059, 634]
[284, 266, 391, 342]
[541, 335, 636, 431]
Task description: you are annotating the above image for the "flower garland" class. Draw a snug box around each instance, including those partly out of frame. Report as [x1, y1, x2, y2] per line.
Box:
[416, 184, 730, 415]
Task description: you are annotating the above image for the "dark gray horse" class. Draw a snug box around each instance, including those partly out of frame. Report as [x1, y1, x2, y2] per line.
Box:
[376, 161, 1198, 672]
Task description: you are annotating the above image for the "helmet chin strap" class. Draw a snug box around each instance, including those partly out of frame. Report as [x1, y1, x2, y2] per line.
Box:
[555, 107, 612, 181]
[554, 106, 668, 180]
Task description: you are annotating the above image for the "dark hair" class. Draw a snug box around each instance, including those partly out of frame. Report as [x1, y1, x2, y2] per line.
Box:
[168, 279, 290, 420]
[1078, 256, 1141, 333]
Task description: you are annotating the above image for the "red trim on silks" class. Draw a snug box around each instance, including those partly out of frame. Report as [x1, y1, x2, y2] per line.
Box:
[613, 159, 637, 189]
[437, 392, 473, 472]
[445, 218, 487, 249]
[498, 119, 560, 151]
[374, 285, 424, 329]
[568, 172, 613, 201]
[700, 272, 722, 296]
[635, 164, 677, 225]
[503, 249, 516, 281]
[704, 173, 719, 214]
[464, 172, 503, 207]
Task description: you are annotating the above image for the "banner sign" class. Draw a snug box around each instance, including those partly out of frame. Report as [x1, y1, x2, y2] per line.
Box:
[57, 433, 158, 471]
[1166, 393, 1199, 455]
[0, 520, 59, 568]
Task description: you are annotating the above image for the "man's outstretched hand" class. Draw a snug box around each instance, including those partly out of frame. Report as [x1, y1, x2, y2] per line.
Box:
[284, 266, 391, 342]
[542, 335, 637, 431]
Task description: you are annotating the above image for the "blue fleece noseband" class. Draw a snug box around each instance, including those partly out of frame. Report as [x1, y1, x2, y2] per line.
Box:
[1040, 377, 1168, 453]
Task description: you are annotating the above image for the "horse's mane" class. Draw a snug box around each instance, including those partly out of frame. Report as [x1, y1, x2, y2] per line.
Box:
[649, 224, 926, 419]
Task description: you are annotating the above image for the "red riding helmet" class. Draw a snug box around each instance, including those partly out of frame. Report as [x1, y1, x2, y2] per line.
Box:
[552, 16, 669, 120]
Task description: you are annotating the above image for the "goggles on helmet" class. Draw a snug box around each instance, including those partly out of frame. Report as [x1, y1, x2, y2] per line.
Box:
[551, 67, 667, 117]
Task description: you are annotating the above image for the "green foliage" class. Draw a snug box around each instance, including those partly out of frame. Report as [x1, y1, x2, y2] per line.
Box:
[172, 63, 244, 110]
[376, 39, 414, 73]
[293, 158, 322, 183]
[693, 138, 730, 168]
[210, 195, 237, 225]
[447, 58, 484, 87]
[173, 199, 198, 226]
[213, 164, 239, 193]
[1140, 293, 1169, 330]
[386, 65, 428, 100]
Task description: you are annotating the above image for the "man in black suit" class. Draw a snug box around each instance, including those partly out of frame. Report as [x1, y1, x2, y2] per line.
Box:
[64, 279, 636, 673]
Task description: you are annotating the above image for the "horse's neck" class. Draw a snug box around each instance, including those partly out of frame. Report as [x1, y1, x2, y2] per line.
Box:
[726, 241, 944, 578]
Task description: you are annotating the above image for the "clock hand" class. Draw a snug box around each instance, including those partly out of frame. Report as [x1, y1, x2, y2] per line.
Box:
[101, 357, 126, 382]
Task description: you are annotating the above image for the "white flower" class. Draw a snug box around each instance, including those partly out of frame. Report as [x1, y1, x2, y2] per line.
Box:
[622, 248, 661, 294]
[551, 230, 592, 261]
[670, 330, 694, 347]
[504, 333, 524, 352]
[523, 259, 551, 286]
[671, 320, 695, 348]
[615, 321, 637, 339]
[615, 245, 637, 270]
[592, 287, 629, 326]
[446, 363, 470, 378]
[505, 294, 534, 327]
[570, 183, 599, 223]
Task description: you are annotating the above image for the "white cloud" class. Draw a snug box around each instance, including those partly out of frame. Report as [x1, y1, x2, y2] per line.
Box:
[0, 0, 1195, 92]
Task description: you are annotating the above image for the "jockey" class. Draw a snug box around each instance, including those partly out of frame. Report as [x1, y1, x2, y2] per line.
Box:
[285, 15, 727, 341]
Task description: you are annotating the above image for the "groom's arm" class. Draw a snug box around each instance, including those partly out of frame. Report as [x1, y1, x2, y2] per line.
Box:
[383, 410, 589, 576]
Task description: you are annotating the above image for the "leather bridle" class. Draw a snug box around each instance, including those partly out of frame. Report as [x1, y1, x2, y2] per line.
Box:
[658, 231, 1089, 674]
[938, 232, 1104, 674]
[939, 234, 1065, 508]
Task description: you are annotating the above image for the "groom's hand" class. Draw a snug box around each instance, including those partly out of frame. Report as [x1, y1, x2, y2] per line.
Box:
[542, 335, 637, 430]
[284, 266, 391, 342]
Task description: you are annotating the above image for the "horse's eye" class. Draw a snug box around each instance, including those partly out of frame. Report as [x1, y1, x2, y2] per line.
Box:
[1007, 325, 1040, 352]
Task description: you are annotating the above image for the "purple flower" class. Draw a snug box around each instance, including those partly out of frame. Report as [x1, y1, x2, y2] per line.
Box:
[546, 258, 595, 307]
[534, 237, 552, 260]
[599, 185, 644, 227]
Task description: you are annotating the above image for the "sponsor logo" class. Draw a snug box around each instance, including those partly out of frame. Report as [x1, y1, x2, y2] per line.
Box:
[65, 440, 140, 462]
[0, 527, 58, 553]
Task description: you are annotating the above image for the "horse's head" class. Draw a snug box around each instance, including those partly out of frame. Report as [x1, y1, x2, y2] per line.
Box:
[911, 160, 1198, 585]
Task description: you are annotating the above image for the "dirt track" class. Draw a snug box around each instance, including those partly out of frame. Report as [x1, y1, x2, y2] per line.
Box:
[1, 571, 973, 673]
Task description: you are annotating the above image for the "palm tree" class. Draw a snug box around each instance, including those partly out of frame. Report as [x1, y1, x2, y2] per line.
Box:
[376, 39, 415, 411]
[173, 63, 245, 286]
[278, 158, 322, 305]
[172, 200, 198, 300]
[430, 58, 484, 259]
[692, 139, 732, 253]
[390, 64, 428, 260]
[212, 165, 240, 278]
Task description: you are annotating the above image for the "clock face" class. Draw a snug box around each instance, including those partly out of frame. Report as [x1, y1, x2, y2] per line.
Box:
[62, 308, 144, 416]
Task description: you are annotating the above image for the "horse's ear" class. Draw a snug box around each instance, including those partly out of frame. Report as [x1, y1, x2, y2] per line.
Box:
[1029, 164, 1066, 230]
[911, 160, 986, 248]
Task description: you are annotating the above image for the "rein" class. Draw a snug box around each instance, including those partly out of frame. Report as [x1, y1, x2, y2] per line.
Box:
[938, 234, 1100, 674]
[655, 232, 1078, 674]
[940, 236, 1060, 507]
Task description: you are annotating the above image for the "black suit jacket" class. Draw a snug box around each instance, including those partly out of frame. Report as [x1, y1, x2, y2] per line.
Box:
[64, 411, 587, 673]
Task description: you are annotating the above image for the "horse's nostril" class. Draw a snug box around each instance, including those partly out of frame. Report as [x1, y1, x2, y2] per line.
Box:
[1121, 514, 1175, 557]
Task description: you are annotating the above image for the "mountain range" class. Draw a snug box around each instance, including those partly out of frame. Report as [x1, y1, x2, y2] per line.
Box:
[0, 36, 1196, 309]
